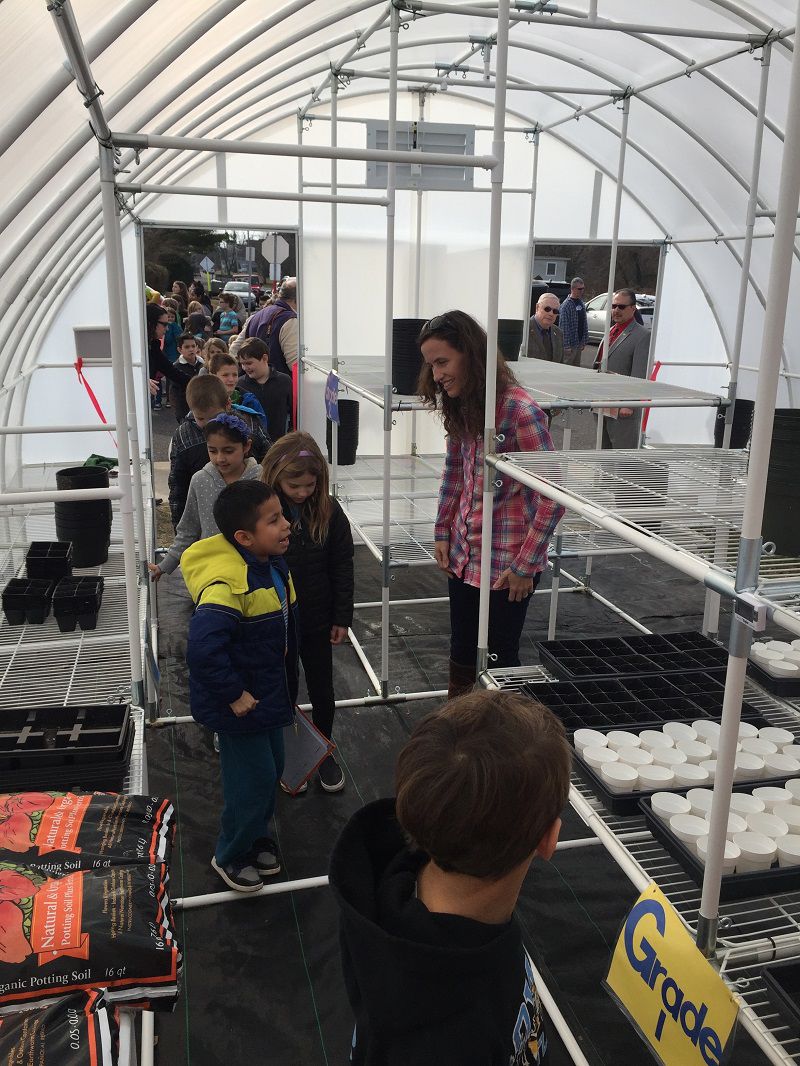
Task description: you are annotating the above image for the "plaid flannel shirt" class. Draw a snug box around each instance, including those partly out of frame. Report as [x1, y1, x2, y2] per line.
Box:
[434, 386, 565, 585]
[559, 296, 589, 349]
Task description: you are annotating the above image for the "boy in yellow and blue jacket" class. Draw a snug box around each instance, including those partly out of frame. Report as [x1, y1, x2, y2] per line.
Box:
[181, 480, 297, 892]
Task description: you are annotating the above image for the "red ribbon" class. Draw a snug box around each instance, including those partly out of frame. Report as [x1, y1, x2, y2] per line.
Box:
[641, 360, 662, 432]
[74, 358, 117, 448]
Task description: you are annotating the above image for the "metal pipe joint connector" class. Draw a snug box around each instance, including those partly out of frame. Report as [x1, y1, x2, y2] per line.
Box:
[696, 915, 719, 960]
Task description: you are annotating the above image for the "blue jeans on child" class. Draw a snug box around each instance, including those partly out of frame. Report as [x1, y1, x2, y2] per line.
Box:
[448, 573, 542, 668]
[216, 727, 285, 867]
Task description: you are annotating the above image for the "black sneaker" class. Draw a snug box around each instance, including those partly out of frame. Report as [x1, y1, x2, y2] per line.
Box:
[318, 754, 345, 793]
[210, 856, 263, 893]
[250, 837, 281, 878]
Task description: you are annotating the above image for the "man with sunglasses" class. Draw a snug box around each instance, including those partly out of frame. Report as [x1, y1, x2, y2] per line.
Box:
[593, 288, 651, 448]
[558, 277, 588, 367]
[526, 294, 564, 363]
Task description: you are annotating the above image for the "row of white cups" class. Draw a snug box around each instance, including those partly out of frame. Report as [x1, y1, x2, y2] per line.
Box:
[750, 637, 800, 679]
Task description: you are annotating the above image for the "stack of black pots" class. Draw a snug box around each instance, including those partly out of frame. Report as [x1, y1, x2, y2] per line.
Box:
[763, 410, 800, 556]
[497, 319, 524, 362]
[714, 398, 755, 449]
[392, 318, 427, 396]
[326, 399, 360, 466]
[54, 467, 112, 568]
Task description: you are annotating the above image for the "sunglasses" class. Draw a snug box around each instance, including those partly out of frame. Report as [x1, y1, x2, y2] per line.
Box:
[541, 307, 559, 314]
[611, 303, 634, 310]
[421, 314, 454, 334]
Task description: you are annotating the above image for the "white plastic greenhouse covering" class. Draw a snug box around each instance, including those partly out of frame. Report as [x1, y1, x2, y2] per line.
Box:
[0, 0, 798, 478]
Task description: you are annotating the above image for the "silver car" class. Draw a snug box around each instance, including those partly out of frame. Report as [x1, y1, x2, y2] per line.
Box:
[222, 280, 256, 312]
[585, 292, 655, 343]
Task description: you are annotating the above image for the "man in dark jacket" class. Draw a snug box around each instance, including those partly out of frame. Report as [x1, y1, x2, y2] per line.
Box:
[526, 293, 564, 362]
[243, 276, 298, 375]
[330, 689, 572, 1065]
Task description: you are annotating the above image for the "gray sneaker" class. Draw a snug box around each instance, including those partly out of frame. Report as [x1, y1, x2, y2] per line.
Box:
[250, 837, 281, 878]
[211, 856, 263, 893]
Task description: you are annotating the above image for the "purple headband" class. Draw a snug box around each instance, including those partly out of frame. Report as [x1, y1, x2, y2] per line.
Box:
[298, 449, 312, 456]
[207, 412, 252, 439]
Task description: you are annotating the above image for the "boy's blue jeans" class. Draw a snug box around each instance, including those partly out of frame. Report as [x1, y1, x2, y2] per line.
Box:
[216, 727, 285, 867]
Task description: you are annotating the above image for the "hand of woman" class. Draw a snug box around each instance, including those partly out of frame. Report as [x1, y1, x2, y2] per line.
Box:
[148, 379, 160, 397]
[330, 625, 348, 645]
[434, 540, 451, 573]
[493, 568, 534, 603]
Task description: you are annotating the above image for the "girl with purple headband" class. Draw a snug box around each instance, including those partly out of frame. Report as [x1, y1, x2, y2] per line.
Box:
[149, 414, 262, 582]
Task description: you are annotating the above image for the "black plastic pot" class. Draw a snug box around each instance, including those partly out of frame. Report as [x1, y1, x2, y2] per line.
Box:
[2, 578, 55, 625]
[713, 398, 754, 448]
[54, 466, 112, 567]
[25, 541, 73, 581]
[392, 318, 427, 395]
[53, 576, 104, 632]
[326, 399, 360, 466]
[762, 410, 800, 556]
[497, 319, 524, 362]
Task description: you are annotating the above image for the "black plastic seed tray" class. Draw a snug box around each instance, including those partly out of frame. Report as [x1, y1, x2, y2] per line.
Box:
[1, 577, 55, 625]
[641, 797, 800, 901]
[747, 657, 800, 697]
[1, 724, 134, 793]
[521, 671, 762, 735]
[762, 960, 800, 1037]
[25, 540, 73, 581]
[0, 704, 131, 771]
[536, 630, 728, 682]
[52, 576, 104, 632]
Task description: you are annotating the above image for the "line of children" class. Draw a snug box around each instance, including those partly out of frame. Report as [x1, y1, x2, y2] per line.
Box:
[202, 350, 269, 431]
[238, 337, 292, 442]
[261, 432, 354, 792]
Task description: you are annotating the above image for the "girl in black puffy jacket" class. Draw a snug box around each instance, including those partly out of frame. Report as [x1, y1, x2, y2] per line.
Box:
[261, 432, 354, 793]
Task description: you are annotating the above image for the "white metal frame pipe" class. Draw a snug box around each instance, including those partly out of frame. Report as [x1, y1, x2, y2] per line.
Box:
[117, 181, 389, 207]
[0, 487, 123, 506]
[519, 131, 540, 360]
[476, 0, 511, 674]
[330, 79, 340, 493]
[296, 114, 306, 429]
[697, 0, 800, 958]
[0, 424, 119, 435]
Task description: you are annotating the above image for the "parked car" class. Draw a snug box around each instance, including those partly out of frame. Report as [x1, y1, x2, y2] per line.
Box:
[585, 292, 655, 342]
[222, 280, 256, 312]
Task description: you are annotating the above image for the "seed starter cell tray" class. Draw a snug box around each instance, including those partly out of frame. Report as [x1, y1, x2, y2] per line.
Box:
[536, 630, 728, 682]
[25, 541, 73, 581]
[0, 704, 130, 771]
[761, 960, 800, 1038]
[52, 576, 104, 632]
[746, 657, 800, 697]
[2, 578, 55, 626]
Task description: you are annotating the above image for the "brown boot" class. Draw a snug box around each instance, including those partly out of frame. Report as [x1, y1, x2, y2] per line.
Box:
[448, 659, 476, 699]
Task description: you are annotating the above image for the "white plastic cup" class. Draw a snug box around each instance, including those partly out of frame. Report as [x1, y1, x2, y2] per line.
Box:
[791, 639, 800, 651]
[734, 753, 766, 782]
[737, 721, 759, 739]
[783, 649, 800, 667]
[686, 788, 715, 818]
[699, 759, 717, 783]
[651, 792, 692, 821]
[759, 727, 796, 747]
[607, 730, 641, 751]
[764, 753, 800, 778]
[637, 764, 675, 791]
[651, 746, 688, 767]
[772, 804, 800, 833]
[669, 813, 710, 855]
[740, 737, 778, 757]
[767, 660, 800, 679]
[662, 722, 697, 743]
[676, 738, 713, 764]
[782, 745, 800, 761]
[583, 746, 618, 770]
[692, 720, 721, 741]
[697, 835, 740, 874]
[706, 735, 741, 757]
[732, 831, 777, 872]
[674, 763, 711, 788]
[617, 746, 654, 768]
[753, 786, 795, 811]
[600, 762, 638, 794]
[777, 834, 800, 868]
[729, 793, 766, 817]
[573, 728, 608, 752]
[746, 811, 790, 839]
[766, 640, 794, 653]
[784, 779, 800, 803]
[638, 730, 674, 752]
[751, 645, 782, 662]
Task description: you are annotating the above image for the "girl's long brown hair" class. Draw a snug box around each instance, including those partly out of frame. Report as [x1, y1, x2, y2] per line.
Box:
[260, 431, 333, 544]
[415, 310, 518, 441]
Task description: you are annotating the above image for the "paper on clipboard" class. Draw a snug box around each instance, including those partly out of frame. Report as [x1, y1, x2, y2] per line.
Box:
[281, 708, 334, 794]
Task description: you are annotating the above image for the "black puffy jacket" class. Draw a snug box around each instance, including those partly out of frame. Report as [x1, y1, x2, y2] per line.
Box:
[282, 494, 354, 636]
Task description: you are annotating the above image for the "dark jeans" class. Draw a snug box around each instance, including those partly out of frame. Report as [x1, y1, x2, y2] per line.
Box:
[300, 627, 336, 740]
[216, 728, 284, 866]
[448, 573, 541, 669]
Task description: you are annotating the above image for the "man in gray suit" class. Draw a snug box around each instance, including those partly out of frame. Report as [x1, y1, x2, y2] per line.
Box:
[526, 293, 564, 362]
[593, 288, 651, 449]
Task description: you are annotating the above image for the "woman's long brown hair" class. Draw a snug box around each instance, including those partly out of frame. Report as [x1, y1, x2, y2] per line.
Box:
[260, 431, 333, 544]
[415, 310, 518, 440]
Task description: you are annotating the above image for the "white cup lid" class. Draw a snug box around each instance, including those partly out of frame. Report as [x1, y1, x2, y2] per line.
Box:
[729, 793, 766, 815]
[732, 830, 778, 857]
[662, 722, 697, 742]
[686, 788, 715, 813]
[607, 730, 641, 750]
[638, 730, 674, 749]
[573, 728, 607, 750]
[746, 811, 790, 838]
[651, 791, 691, 817]
[737, 721, 759, 739]
[759, 727, 796, 746]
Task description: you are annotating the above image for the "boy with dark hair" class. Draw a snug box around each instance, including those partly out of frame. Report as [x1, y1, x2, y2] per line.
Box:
[168, 375, 270, 528]
[238, 337, 292, 441]
[169, 333, 204, 421]
[206, 350, 269, 430]
[182, 480, 297, 892]
[330, 690, 571, 1065]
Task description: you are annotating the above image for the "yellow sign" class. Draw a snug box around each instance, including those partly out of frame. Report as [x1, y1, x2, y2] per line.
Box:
[605, 883, 738, 1066]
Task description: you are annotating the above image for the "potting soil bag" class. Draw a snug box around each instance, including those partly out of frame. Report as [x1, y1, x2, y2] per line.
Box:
[0, 862, 180, 1013]
[0, 989, 119, 1065]
[0, 792, 175, 877]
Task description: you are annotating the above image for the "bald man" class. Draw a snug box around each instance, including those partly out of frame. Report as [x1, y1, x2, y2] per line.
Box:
[526, 293, 564, 362]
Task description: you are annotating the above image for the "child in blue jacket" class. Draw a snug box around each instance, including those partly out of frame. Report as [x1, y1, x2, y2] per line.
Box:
[182, 480, 297, 892]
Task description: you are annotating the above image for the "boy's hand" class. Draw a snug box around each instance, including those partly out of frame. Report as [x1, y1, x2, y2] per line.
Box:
[147, 563, 163, 583]
[330, 625, 348, 645]
[230, 691, 258, 717]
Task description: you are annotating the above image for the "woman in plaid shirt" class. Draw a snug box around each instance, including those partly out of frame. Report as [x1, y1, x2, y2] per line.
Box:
[418, 311, 564, 698]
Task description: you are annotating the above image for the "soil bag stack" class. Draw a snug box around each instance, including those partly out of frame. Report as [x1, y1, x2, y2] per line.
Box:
[0, 989, 119, 1066]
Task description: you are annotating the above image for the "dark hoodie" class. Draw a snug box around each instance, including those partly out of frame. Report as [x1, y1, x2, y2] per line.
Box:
[329, 799, 547, 1066]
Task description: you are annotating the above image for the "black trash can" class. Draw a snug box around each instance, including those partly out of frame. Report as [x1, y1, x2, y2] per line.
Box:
[392, 318, 427, 395]
[326, 399, 360, 466]
[54, 467, 112, 568]
[762, 410, 800, 556]
[497, 319, 524, 362]
[714, 398, 755, 449]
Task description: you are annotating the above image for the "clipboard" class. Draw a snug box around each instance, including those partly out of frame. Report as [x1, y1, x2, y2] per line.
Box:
[280, 707, 335, 795]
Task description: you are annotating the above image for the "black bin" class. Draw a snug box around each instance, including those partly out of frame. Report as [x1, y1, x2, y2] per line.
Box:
[326, 399, 360, 466]
[497, 319, 524, 362]
[391, 318, 427, 396]
[714, 398, 754, 448]
[54, 466, 112, 568]
[763, 410, 800, 556]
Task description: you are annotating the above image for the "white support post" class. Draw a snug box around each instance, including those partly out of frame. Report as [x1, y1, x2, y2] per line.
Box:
[697, 3, 800, 958]
[476, 0, 511, 674]
[380, 3, 400, 700]
[296, 115, 306, 430]
[215, 152, 228, 224]
[330, 79, 340, 494]
[519, 131, 540, 360]
[99, 145, 145, 707]
[411, 89, 426, 455]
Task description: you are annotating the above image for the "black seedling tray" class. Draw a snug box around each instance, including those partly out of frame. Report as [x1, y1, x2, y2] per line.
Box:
[570, 714, 772, 816]
[536, 630, 727, 682]
[641, 797, 800, 901]
[2, 577, 55, 625]
[25, 541, 73, 581]
[1, 725, 134, 793]
[747, 657, 800, 697]
[0, 704, 131, 771]
[52, 576, 104, 632]
[521, 671, 762, 735]
[762, 960, 800, 1037]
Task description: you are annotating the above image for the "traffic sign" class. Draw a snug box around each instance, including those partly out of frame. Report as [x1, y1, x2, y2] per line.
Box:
[261, 233, 289, 264]
[199, 256, 214, 272]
